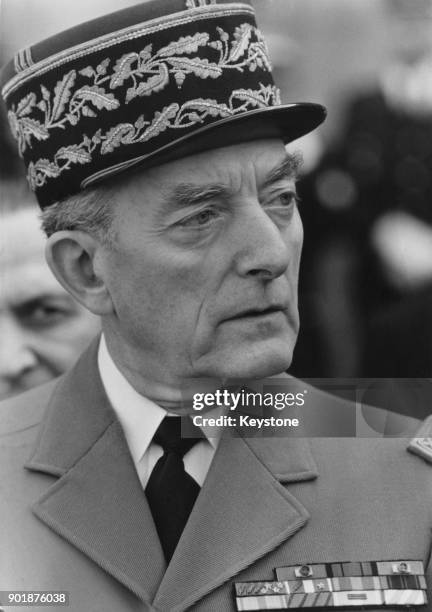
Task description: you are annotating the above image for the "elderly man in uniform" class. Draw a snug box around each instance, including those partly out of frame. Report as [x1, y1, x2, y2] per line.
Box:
[0, 1, 431, 611]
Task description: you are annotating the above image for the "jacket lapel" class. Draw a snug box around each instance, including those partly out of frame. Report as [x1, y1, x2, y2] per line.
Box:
[27, 342, 319, 610]
[26, 340, 166, 605]
[153, 433, 318, 612]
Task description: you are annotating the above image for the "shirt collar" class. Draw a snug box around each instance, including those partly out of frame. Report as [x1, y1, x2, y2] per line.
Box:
[97, 335, 221, 465]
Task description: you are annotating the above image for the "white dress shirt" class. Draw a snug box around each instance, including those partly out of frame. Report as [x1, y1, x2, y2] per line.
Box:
[97, 336, 221, 488]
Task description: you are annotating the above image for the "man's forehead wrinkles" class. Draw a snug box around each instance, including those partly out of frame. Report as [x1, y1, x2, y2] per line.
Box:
[148, 145, 297, 213]
[163, 182, 232, 210]
[262, 152, 302, 188]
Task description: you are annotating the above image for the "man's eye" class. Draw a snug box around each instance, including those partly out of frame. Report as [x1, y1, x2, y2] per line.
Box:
[273, 191, 299, 208]
[20, 303, 70, 328]
[179, 208, 219, 227]
[35, 305, 63, 318]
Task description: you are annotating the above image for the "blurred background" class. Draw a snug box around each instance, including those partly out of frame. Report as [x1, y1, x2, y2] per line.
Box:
[1, 0, 431, 401]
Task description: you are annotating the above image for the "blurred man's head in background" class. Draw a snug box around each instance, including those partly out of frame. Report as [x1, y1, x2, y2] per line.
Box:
[385, 0, 432, 65]
[0, 180, 100, 399]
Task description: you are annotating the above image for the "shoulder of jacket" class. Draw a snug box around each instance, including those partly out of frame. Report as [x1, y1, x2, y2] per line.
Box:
[0, 378, 61, 436]
[407, 414, 432, 465]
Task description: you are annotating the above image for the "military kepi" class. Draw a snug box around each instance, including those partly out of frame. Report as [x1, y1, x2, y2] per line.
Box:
[1, 0, 326, 209]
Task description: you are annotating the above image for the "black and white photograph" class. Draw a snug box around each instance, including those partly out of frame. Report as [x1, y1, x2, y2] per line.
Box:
[0, 1, 431, 610]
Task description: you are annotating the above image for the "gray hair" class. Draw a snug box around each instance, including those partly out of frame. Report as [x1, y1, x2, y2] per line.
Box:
[40, 184, 117, 244]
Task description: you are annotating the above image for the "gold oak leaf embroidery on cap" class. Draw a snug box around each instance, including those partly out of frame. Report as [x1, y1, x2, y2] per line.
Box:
[27, 84, 281, 190]
[9, 24, 271, 157]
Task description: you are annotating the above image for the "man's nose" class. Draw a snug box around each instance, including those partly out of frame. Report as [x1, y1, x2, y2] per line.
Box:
[233, 204, 296, 280]
[0, 317, 38, 382]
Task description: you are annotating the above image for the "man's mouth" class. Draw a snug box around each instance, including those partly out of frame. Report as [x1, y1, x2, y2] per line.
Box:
[224, 306, 287, 322]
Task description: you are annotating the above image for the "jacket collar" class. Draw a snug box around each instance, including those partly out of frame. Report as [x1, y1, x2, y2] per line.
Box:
[27, 338, 115, 476]
[26, 341, 318, 610]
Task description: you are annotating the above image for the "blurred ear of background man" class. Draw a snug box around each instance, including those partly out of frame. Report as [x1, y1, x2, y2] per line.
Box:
[0, 180, 100, 400]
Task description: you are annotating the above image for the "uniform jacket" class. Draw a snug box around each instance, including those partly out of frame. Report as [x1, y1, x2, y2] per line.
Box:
[1, 341, 431, 612]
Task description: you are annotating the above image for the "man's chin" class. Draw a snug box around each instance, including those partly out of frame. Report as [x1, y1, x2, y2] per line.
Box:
[231, 353, 292, 380]
[198, 341, 295, 381]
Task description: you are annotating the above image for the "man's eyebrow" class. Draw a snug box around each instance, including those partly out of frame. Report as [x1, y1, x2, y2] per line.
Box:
[262, 152, 303, 189]
[161, 152, 303, 209]
[165, 183, 230, 209]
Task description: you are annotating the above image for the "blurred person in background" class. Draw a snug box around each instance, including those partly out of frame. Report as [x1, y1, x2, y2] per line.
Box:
[359, 0, 432, 377]
[0, 179, 100, 400]
[291, 0, 432, 381]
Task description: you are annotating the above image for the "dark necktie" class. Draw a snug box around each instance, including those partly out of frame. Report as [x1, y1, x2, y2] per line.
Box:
[145, 417, 201, 562]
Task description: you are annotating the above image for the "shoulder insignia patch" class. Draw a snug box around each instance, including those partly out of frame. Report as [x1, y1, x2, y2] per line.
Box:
[407, 415, 432, 464]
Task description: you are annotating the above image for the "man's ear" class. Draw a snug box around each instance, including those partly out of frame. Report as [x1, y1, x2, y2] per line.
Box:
[45, 231, 113, 316]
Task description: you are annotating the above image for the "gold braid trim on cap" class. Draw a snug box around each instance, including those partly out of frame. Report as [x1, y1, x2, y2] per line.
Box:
[2, 3, 254, 99]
